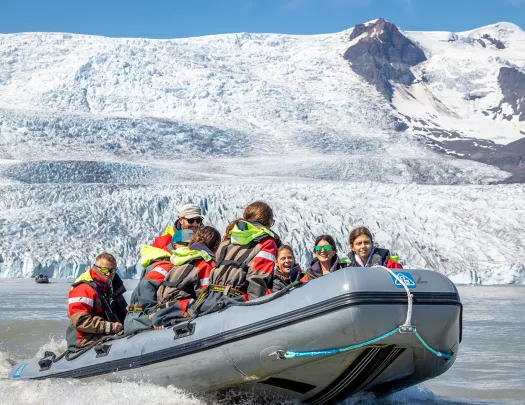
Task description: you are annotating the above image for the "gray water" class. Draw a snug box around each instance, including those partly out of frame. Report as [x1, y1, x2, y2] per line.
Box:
[0, 279, 523, 405]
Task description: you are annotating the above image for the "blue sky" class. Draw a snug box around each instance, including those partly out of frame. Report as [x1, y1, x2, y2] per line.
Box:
[2, 0, 524, 38]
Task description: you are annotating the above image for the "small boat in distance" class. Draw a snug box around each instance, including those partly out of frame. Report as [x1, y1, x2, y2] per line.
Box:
[34, 274, 49, 284]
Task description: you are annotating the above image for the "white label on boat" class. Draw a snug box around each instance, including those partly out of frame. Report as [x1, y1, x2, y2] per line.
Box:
[390, 272, 417, 288]
[13, 362, 28, 378]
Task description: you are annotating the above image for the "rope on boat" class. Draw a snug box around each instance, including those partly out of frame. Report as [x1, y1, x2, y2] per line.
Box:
[278, 265, 453, 361]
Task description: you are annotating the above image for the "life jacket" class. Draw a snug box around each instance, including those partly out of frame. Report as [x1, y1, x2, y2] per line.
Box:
[212, 221, 275, 291]
[139, 245, 172, 268]
[70, 270, 121, 323]
[156, 246, 213, 304]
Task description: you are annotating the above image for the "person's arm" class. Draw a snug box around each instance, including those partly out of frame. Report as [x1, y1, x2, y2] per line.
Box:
[138, 262, 171, 310]
[246, 238, 277, 299]
[192, 260, 214, 298]
[152, 234, 173, 249]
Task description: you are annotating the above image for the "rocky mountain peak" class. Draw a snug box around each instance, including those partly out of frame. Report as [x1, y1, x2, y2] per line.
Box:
[344, 18, 427, 101]
[494, 67, 525, 121]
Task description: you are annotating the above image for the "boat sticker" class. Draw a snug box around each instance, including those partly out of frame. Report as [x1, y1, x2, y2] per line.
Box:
[13, 363, 28, 378]
[390, 272, 417, 289]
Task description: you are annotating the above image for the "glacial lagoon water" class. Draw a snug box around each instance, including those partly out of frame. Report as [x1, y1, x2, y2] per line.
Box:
[0, 279, 523, 405]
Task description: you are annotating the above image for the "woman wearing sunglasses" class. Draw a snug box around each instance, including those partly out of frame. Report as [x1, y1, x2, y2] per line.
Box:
[348, 226, 402, 269]
[302, 235, 347, 281]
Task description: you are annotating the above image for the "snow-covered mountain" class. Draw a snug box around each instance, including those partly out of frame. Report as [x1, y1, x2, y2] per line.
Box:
[344, 19, 525, 180]
[0, 19, 524, 284]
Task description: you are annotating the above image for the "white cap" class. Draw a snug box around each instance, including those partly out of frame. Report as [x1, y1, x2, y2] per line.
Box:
[179, 204, 203, 219]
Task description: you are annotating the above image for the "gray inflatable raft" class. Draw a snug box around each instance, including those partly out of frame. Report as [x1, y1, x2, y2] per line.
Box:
[9, 267, 461, 403]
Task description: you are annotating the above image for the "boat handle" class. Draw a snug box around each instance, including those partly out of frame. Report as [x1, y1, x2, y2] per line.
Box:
[38, 351, 57, 371]
[173, 322, 195, 339]
[94, 344, 112, 358]
[38, 358, 53, 371]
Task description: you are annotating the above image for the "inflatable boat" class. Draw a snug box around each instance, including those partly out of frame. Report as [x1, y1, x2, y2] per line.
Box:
[10, 267, 462, 403]
[34, 275, 49, 284]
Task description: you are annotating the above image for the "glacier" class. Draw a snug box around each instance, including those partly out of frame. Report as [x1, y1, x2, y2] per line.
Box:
[1, 180, 524, 285]
[0, 23, 524, 284]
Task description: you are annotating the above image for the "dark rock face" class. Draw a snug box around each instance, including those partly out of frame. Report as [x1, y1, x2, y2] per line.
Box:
[476, 137, 525, 183]
[481, 34, 505, 49]
[344, 18, 427, 101]
[494, 67, 525, 122]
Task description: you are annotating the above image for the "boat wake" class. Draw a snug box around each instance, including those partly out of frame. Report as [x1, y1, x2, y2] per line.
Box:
[1, 345, 487, 405]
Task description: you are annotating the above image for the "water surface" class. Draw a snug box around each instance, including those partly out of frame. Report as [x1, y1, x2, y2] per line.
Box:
[0, 280, 523, 405]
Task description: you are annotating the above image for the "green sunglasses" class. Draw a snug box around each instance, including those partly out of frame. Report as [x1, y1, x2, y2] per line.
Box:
[315, 245, 333, 252]
[94, 264, 118, 275]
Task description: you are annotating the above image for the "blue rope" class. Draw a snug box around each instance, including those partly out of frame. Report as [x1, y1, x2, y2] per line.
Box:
[281, 326, 453, 360]
[283, 327, 400, 359]
[413, 329, 453, 359]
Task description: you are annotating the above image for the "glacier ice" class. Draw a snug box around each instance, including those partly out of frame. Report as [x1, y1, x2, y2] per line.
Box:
[0, 180, 524, 285]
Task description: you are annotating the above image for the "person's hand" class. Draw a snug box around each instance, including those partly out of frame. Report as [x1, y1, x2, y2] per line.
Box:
[153, 325, 164, 330]
[111, 322, 123, 333]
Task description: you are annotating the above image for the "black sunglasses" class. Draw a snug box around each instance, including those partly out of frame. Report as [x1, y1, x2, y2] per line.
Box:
[184, 217, 203, 224]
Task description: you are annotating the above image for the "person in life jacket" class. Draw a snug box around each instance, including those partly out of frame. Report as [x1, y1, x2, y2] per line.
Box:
[193, 201, 279, 315]
[150, 226, 221, 329]
[66, 253, 127, 352]
[301, 235, 349, 282]
[348, 226, 403, 269]
[272, 244, 303, 292]
[124, 229, 195, 333]
[151, 204, 204, 250]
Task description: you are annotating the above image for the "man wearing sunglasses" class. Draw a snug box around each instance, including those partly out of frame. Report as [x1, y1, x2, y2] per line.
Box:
[66, 253, 127, 351]
[151, 204, 204, 250]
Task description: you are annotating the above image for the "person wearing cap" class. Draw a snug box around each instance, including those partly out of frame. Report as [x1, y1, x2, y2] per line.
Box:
[151, 204, 204, 250]
[66, 253, 127, 351]
[124, 229, 194, 333]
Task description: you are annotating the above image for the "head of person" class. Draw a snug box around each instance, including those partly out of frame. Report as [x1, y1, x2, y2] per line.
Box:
[313, 235, 337, 267]
[171, 229, 194, 250]
[178, 204, 203, 232]
[243, 201, 274, 228]
[277, 245, 295, 277]
[189, 226, 222, 253]
[349, 227, 374, 262]
[223, 219, 240, 241]
[93, 252, 118, 281]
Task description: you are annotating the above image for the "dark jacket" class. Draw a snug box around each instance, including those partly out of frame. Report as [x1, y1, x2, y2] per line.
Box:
[272, 264, 303, 292]
[124, 259, 173, 333]
[348, 247, 403, 269]
[301, 255, 348, 282]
